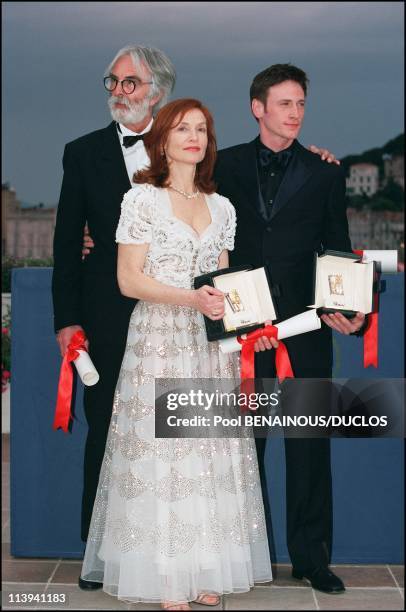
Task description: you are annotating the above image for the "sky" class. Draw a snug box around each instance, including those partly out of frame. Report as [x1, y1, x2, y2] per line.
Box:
[2, 1, 404, 205]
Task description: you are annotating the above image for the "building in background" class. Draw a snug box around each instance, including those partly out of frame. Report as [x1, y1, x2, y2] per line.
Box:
[382, 154, 404, 190]
[347, 208, 404, 250]
[2, 184, 19, 256]
[346, 163, 379, 196]
[2, 183, 56, 258]
[345, 153, 404, 254]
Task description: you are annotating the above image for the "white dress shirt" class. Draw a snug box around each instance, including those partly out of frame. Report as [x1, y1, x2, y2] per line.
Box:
[117, 119, 152, 185]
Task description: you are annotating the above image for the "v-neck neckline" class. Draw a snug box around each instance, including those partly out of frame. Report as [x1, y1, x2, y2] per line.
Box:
[163, 188, 214, 240]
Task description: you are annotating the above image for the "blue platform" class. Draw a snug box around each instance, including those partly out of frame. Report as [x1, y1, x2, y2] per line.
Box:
[10, 268, 404, 562]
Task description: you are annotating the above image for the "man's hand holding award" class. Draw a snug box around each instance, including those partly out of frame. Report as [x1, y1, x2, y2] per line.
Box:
[195, 249, 398, 376]
[53, 330, 99, 433]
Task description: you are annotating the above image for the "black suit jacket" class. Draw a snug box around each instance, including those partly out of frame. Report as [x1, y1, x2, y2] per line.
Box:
[214, 138, 352, 374]
[52, 122, 136, 339]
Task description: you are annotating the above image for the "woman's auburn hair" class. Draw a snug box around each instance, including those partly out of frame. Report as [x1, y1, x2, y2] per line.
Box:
[133, 98, 217, 194]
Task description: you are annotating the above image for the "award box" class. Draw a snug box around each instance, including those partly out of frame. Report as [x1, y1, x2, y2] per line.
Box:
[308, 250, 377, 317]
[194, 265, 277, 341]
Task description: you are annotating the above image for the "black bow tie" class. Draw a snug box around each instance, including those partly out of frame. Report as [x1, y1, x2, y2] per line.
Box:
[122, 134, 145, 148]
[259, 148, 292, 169]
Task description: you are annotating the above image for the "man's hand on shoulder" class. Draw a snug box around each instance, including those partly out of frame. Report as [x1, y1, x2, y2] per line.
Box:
[321, 311, 365, 335]
[308, 145, 340, 166]
[82, 224, 95, 260]
[56, 325, 88, 357]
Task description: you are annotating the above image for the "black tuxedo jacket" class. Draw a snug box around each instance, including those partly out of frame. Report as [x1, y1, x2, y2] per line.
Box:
[214, 139, 352, 374]
[52, 122, 136, 338]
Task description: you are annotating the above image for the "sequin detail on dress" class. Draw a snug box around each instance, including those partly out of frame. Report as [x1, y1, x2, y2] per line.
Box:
[81, 184, 272, 603]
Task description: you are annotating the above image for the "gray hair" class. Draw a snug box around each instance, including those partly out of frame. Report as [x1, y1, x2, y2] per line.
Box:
[105, 45, 176, 114]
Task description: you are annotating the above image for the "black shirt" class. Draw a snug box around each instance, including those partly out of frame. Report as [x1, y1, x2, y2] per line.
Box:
[256, 137, 296, 209]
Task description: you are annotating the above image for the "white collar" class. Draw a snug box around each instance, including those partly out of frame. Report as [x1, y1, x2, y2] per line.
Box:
[118, 118, 153, 137]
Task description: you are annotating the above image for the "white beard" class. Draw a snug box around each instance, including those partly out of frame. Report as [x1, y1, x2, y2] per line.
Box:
[108, 95, 151, 125]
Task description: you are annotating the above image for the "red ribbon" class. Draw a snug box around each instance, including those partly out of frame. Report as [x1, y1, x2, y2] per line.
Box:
[53, 330, 88, 432]
[237, 325, 294, 382]
[353, 249, 379, 368]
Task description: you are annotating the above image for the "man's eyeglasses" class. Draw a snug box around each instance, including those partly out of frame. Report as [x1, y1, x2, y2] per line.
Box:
[103, 76, 153, 95]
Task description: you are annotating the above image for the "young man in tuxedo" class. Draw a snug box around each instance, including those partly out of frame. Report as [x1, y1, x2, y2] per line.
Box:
[214, 63, 365, 594]
[51, 45, 176, 589]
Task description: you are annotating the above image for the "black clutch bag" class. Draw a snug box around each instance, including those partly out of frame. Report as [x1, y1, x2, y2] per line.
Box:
[194, 265, 277, 341]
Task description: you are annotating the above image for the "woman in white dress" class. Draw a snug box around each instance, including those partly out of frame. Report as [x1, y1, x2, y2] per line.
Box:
[80, 98, 273, 610]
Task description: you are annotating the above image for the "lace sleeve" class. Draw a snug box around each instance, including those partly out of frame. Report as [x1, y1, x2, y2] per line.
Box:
[222, 197, 237, 251]
[115, 185, 155, 244]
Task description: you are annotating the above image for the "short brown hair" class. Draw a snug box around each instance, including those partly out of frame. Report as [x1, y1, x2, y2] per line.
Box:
[134, 98, 217, 193]
[250, 63, 309, 106]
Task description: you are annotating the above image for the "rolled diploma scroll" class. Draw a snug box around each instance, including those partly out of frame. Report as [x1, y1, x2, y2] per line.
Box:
[361, 250, 398, 273]
[219, 309, 321, 354]
[73, 350, 99, 386]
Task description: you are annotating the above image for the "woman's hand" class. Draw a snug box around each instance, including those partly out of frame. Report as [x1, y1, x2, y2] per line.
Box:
[192, 285, 225, 320]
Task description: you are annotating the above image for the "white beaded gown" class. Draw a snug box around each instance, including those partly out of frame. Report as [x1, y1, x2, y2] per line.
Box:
[81, 183, 273, 603]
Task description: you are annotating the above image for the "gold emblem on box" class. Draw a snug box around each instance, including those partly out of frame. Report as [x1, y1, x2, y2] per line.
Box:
[328, 274, 344, 296]
[225, 289, 245, 313]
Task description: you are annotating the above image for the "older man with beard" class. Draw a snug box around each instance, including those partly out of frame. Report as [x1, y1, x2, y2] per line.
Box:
[51, 46, 176, 590]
